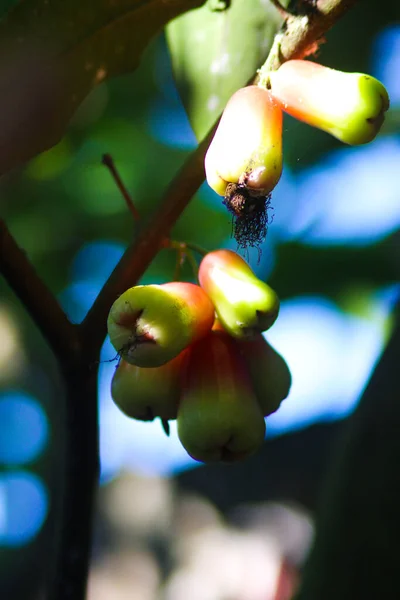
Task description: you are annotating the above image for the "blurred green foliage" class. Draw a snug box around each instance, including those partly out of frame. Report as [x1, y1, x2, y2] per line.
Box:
[0, 0, 208, 172]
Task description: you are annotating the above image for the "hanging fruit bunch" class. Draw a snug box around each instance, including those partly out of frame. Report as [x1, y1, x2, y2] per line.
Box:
[205, 59, 389, 250]
[108, 249, 291, 463]
[107, 57, 389, 464]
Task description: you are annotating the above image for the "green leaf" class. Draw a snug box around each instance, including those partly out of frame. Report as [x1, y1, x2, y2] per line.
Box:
[166, 0, 282, 140]
[0, 0, 206, 174]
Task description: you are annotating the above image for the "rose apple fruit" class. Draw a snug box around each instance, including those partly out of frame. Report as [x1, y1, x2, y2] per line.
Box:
[107, 282, 215, 367]
[177, 329, 266, 463]
[111, 351, 186, 421]
[205, 85, 283, 196]
[198, 249, 279, 338]
[236, 334, 291, 417]
[268, 60, 389, 145]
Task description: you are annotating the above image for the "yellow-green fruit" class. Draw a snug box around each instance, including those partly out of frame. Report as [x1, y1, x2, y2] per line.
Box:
[199, 249, 279, 339]
[236, 335, 291, 417]
[177, 330, 266, 463]
[107, 282, 215, 367]
[205, 85, 283, 195]
[111, 351, 186, 421]
[268, 60, 389, 145]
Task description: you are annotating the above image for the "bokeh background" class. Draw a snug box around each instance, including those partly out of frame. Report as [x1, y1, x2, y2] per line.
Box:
[0, 1, 399, 598]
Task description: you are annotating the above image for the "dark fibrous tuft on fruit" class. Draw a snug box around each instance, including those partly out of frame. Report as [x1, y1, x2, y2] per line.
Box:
[223, 190, 273, 251]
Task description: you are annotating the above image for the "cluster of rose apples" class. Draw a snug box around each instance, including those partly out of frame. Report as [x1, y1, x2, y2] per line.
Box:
[107, 250, 291, 463]
[205, 59, 390, 201]
[107, 59, 389, 464]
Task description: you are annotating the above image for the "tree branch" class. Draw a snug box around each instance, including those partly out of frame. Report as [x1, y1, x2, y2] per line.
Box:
[258, 0, 359, 74]
[80, 126, 216, 355]
[0, 219, 79, 363]
[48, 364, 99, 600]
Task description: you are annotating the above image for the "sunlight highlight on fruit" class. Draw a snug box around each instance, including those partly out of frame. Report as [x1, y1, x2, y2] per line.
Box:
[268, 60, 389, 145]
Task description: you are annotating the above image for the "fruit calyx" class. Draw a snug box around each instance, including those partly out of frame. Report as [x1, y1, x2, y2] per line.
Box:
[107, 282, 215, 367]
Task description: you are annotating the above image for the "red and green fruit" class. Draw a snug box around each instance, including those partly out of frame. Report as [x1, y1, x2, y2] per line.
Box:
[177, 329, 266, 463]
[205, 85, 283, 196]
[199, 249, 279, 338]
[237, 334, 291, 417]
[107, 282, 215, 367]
[268, 60, 389, 145]
[111, 351, 186, 421]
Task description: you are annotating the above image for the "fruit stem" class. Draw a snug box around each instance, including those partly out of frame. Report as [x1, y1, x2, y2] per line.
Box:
[166, 240, 207, 281]
[185, 242, 209, 257]
[172, 245, 185, 281]
[102, 153, 141, 222]
[256, 0, 359, 76]
[185, 249, 201, 281]
[167, 239, 208, 257]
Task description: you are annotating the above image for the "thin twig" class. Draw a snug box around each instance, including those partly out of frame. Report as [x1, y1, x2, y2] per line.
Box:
[172, 243, 185, 281]
[185, 241, 208, 256]
[102, 153, 141, 221]
[81, 126, 217, 354]
[185, 249, 201, 280]
[0, 219, 79, 363]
